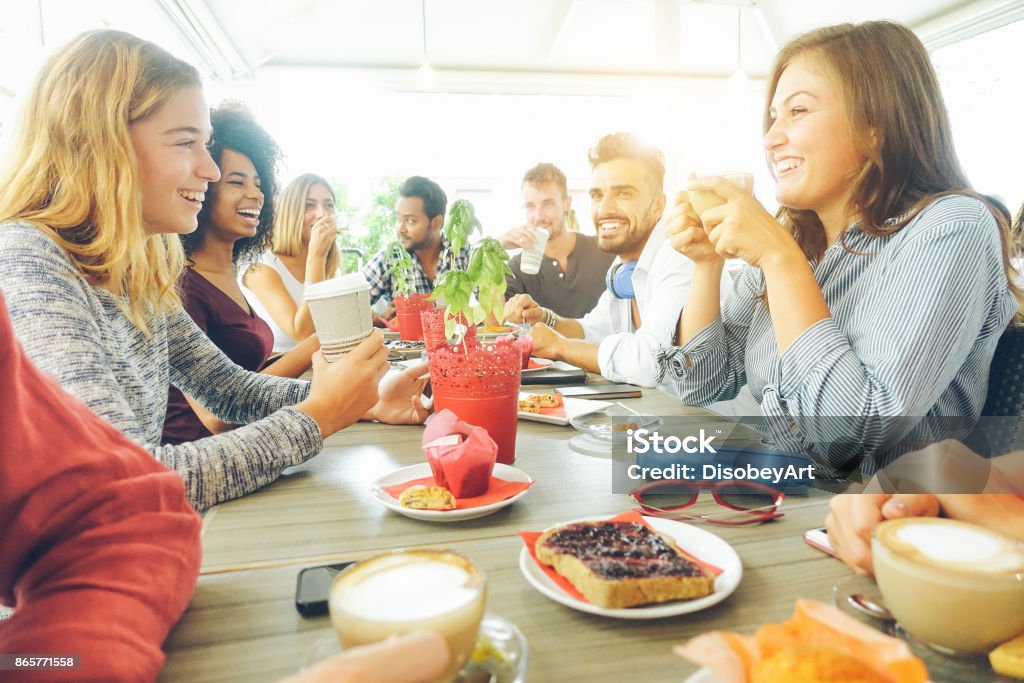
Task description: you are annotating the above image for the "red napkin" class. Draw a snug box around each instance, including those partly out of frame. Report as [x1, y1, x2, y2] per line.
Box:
[383, 475, 533, 510]
[422, 409, 497, 497]
[518, 510, 724, 604]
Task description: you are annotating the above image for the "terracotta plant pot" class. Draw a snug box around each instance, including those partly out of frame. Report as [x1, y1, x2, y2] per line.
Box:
[428, 338, 521, 464]
[394, 293, 430, 341]
[420, 306, 477, 352]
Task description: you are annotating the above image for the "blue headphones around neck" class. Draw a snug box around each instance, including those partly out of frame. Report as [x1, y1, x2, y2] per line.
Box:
[605, 260, 637, 299]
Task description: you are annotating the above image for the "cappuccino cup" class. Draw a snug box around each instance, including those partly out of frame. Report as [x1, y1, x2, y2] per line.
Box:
[329, 550, 486, 680]
[687, 173, 754, 216]
[872, 517, 1024, 654]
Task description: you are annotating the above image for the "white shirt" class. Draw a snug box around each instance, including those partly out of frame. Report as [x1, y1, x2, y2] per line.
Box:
[240, 252, 303, 353]
[579, 222, 731, 387]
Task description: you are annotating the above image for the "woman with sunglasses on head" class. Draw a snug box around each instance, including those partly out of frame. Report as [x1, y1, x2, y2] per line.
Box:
[656, 21, 1022, 473]
[242, 173, 342, 353]
[0, 30, 426, 512]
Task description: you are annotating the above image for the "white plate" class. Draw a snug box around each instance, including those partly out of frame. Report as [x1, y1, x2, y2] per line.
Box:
[682, 669, 718, 683]
[370, 463, 532, 522]
[519, 514, 743, 619]
[517, 392, 612, 426]
[520, 357, 555, 372]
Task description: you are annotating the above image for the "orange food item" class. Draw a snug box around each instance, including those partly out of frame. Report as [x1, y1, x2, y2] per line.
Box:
[675, 600, 928, 683]
[751, 649, 885, 683]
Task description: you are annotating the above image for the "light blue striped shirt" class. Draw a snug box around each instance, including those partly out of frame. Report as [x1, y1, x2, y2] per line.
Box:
[655, 195, 1018, 471]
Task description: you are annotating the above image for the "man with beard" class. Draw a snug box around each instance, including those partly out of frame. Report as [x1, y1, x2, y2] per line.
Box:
[363, 175, 469, 309]
[500, 163, 614, 318]
[504, 132, 730, 387]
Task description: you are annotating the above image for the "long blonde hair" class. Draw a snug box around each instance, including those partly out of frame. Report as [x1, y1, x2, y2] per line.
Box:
[765, 21, 1023, 320]
[272, 173, 339, 276]
[0, 30, 201, 333]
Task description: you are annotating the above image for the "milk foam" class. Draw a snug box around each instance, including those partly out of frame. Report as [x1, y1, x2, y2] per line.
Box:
[337, 561, 477, 621]
[894, 522, 1024, 573]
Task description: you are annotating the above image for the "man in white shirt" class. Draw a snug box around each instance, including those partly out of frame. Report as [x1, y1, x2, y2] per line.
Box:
[505, 132, 729, 388]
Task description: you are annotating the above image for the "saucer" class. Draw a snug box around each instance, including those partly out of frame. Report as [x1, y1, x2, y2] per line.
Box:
[304, 613, 528, 683]
[370, 463, 532, 522]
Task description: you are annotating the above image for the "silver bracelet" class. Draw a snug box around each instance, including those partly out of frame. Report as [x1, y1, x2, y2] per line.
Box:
[544, 307, 557, 328]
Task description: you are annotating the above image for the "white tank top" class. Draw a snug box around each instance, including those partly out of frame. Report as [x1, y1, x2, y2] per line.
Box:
[240, 252, 303, 353]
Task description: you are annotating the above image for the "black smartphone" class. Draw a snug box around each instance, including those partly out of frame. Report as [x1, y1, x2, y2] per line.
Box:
[295, 561, 356, 617]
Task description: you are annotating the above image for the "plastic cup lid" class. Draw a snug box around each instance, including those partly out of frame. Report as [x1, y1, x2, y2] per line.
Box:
[304, 272, 370, 300]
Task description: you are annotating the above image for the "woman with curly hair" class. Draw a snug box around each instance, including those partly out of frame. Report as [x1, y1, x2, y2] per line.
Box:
[162, 103, 320, 444]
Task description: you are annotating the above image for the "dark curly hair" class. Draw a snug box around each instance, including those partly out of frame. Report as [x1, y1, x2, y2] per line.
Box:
[180, 101, 282, 265]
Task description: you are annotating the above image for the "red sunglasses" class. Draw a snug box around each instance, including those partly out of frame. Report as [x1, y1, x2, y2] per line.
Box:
[629, 479, 785, 525]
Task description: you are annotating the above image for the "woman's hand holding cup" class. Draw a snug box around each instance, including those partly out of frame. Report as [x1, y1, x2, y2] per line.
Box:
[688, 176, 797, 269]
[666, 191, 723, 266]
[298, 331, 389, 436]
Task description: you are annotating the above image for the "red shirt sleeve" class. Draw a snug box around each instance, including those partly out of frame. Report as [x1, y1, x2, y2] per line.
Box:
[0, 291, 202, 682]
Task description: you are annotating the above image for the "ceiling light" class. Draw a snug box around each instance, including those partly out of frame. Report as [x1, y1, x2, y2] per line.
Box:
[728, 6, 748, 94]
[416, 0, 436, 89]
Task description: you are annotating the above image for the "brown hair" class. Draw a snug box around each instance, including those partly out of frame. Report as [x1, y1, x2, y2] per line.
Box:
[765, 21, 1022, 318]
[522, 163, 568, 197]
[522, 162, 578, 231]
[587, 132, 665, 193]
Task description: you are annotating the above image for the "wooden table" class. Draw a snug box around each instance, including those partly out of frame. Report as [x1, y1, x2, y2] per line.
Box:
[197, 389, 750, 573]
[166, 388, 1007, 682]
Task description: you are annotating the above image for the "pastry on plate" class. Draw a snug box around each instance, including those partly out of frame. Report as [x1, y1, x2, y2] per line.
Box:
[535, 520, 714, 608]
[398, 485, 457, 511]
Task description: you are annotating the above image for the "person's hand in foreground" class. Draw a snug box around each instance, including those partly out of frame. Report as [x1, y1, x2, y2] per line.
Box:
[297, 331, 389, 436]
[503, 293, 546, 325]
[366, 362, 431, 424]
[281, 631, 449, 683]
[824, 493, 940, 575]
[499, 225, 538, 250]
[527, 322, 567, 361]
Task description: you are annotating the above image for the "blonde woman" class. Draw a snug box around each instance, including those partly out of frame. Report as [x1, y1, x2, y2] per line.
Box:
[242, 173, 341, 353]
[0, 30, 428, 512]
[658, 21, 1022, 472]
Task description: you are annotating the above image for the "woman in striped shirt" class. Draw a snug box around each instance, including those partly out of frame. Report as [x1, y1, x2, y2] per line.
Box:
[657, 21, 1022, 472]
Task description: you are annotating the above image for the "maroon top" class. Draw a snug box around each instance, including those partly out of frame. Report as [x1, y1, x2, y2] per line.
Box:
[162, 268, 274, 445]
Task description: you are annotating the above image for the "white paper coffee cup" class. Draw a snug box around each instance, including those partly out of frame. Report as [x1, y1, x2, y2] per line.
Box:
[519, 227, 550, 275]
[304, 273, 373, 362]
[688, 173, 754, 215]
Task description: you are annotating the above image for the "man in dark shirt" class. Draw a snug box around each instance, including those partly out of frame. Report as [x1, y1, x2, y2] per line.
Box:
[500, 163, 614, 319]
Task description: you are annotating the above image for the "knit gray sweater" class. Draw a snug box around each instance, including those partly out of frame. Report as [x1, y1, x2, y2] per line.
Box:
[0, 222, 322, 510]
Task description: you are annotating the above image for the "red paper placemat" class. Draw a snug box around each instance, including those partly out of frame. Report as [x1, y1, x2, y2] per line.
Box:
[383, 476, 533, 510]
[518, 510, 724, 603]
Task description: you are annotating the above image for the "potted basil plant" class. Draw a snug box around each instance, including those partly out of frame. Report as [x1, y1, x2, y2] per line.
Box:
[386, 241, 429, 341]
[422, 199, 522, 464]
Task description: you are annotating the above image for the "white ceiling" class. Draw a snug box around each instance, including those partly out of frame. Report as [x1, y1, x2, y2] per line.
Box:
[158, 0, 1024, 87]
